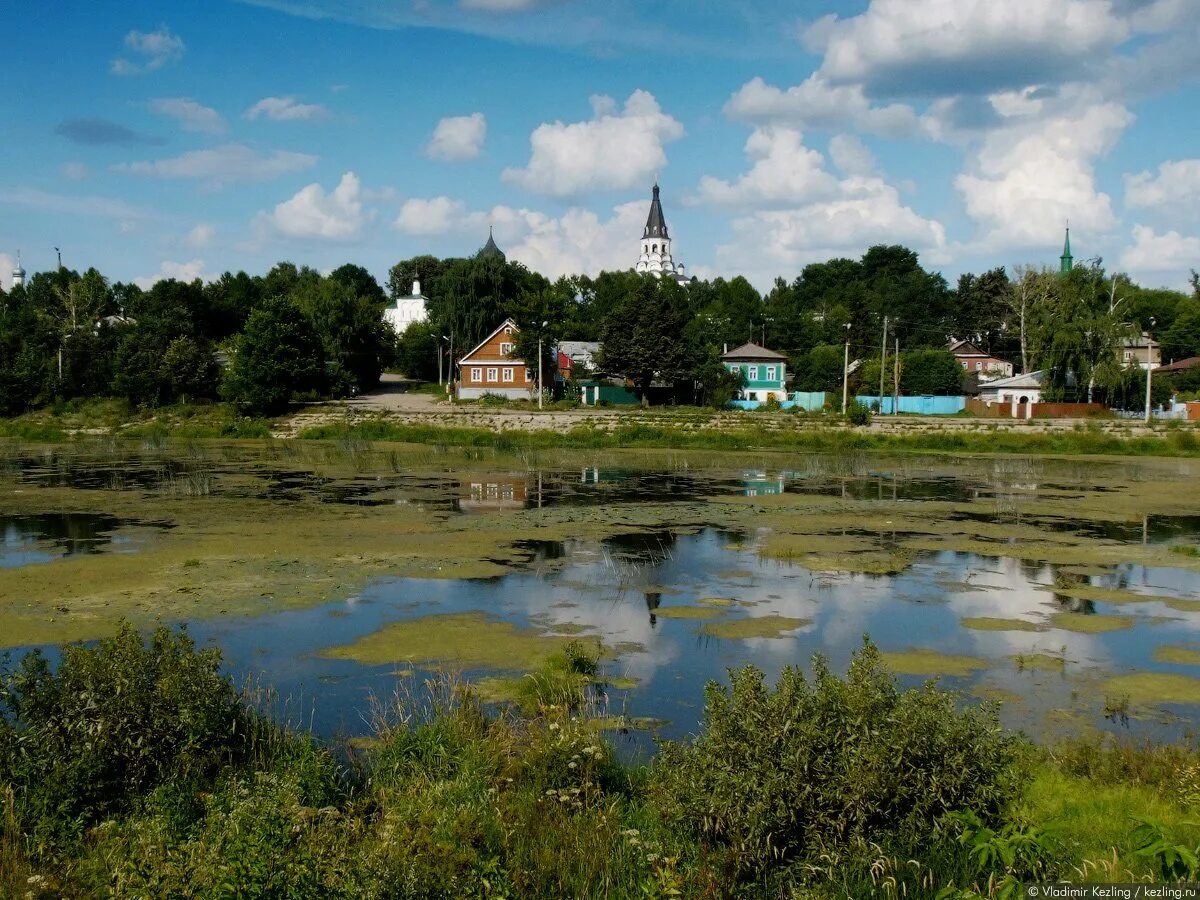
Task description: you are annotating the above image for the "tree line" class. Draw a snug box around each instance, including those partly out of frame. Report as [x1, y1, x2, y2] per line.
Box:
[392, 246, 1200, 405]
[2, 246, 1197, 417]
[0, 263, 391, 417]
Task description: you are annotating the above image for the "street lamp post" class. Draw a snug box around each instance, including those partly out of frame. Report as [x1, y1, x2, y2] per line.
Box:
[841, 322, 851, 412]
[538, 320, 548, 410]
[1144, 317, 1156, 424]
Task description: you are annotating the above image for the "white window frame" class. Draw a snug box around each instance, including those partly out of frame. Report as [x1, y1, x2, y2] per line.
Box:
[500, 342, 513, 356]
[487, 367, 498, 383]
[526, 368, 534, 382]
[765, 365, 777, 382]
[748, 365, 759, 381]
[502, 367, 514, 383]
[471, 367, 482, 383]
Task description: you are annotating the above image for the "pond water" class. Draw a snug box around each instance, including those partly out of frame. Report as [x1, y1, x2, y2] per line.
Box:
[4, 445, 1200, 753]
[0, 512, 151, 567]
[186, 524, 1200, 755]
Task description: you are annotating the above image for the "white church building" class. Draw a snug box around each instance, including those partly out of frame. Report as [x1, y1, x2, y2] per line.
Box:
[383, 279, 428, 335]
[634, 183, 690, 285]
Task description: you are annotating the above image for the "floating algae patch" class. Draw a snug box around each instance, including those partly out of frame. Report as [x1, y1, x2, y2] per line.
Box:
[607, 676, 640, 690]
[1048, 612, 1134, 633]
[697, 597, 735, 607]
[547, 624, 597, 638]
[937, 579, 989, 594]
[1051, 583, 1175, 606]
[971, 685, 1023, 705]
[961, 616, 1044, 632]
[881, 649, 988, 677]
[800, 549, 917, 575]
[1153, 645, 1200, 666]
[1012, 653, 1066, 673]
[321, 612, 575, 669]
[1166, 598, 1200, 613]
[1102, 672, 1200, 707]
[699, 614, 809, 640]
[584, 715, 665, 732]
[655, 605, 724, 620]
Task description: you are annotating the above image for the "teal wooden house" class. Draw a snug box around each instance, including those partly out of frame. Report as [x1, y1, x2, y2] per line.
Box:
[722, 342, 788, 402]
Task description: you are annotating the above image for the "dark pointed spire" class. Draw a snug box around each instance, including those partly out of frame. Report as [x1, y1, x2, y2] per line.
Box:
[1060, 224, 1073, 275]
[477, 225, 506, 262]
[642, 182, 669, 240]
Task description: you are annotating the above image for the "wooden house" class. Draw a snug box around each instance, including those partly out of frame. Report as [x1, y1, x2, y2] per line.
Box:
[456, 319, 536, 400]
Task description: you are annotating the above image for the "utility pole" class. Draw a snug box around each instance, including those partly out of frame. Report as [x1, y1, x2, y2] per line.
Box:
[893, 336, 900, 415]
[538, 319, 548, 410]
[841, 323, 851, 413]
[879, 315, 888, 413]
[1144, 318, 1156, 424]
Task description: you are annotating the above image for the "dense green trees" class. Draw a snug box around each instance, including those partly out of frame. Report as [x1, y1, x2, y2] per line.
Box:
[222, 297, 326, 415]
[2, 239, 1195, 418]
[0, 261, 388, 417]
[597, 274, 696, 405]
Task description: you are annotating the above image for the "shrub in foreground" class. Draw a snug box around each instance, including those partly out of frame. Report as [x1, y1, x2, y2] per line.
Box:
[650, 639, 1022, 880]
[0, 623, 250, 849]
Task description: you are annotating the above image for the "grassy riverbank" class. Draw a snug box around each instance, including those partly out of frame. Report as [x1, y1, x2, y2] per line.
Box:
[300, 417, 1200, 458]
[2, 625, 1198, 898]
[2, 397, 1198, 458]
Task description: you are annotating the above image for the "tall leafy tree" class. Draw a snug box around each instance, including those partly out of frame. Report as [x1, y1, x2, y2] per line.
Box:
[598, 275, 695, 405]
[222, 297, 325, 415]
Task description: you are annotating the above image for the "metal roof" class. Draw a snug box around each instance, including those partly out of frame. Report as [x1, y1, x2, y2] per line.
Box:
[721, 342, 787, 361]
[642, 183, 669, 240]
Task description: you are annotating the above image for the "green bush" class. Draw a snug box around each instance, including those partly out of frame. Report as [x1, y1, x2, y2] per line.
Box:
[650, 639, 1022, 879]
[0, 623, 250, 849]
[846, 398, 872, 426]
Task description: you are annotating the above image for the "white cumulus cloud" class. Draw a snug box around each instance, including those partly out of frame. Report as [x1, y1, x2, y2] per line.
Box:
[111, 27, 185, 76]
[828, 134, 877, 177]
[954, 99, 1132, 248]
[724, 74, 918, 136]
[392, 194, 654, 279]
[503, 90, 683, 196]
[115, 143, 317, 187]
[815, 0, 1129, 95]
[245, 96, 331, 122]
[186, 224, 216, 249]
[135, 259, 214, 289]
[149, 98, 226, 134]
[425, 113, 487, 162]
[0, 254, 15, 292]
[1118, 225, 1200, 290]
[260, 171, 369, 240]
[394, 196, 480, 235]
[1125, 159, 1200, 218]
[692, 127, 840, 209]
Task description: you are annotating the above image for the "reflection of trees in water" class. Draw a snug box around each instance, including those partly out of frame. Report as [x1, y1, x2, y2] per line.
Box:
[1050, 567, 1097, 614]
[603, 531, 678, 567]
[644, 591, 661, 628]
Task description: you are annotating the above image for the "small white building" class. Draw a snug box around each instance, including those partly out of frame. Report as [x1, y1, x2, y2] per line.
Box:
[383, 279, 428, 335]
[977, 370, 1045, 417]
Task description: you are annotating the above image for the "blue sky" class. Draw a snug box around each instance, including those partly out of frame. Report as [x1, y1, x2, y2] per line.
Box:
[2, 0, 1198, 293]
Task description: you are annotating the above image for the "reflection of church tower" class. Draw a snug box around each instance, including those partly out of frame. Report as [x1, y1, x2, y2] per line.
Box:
[635, 183, 688, 284]
[1059, 226, 1073, 275]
